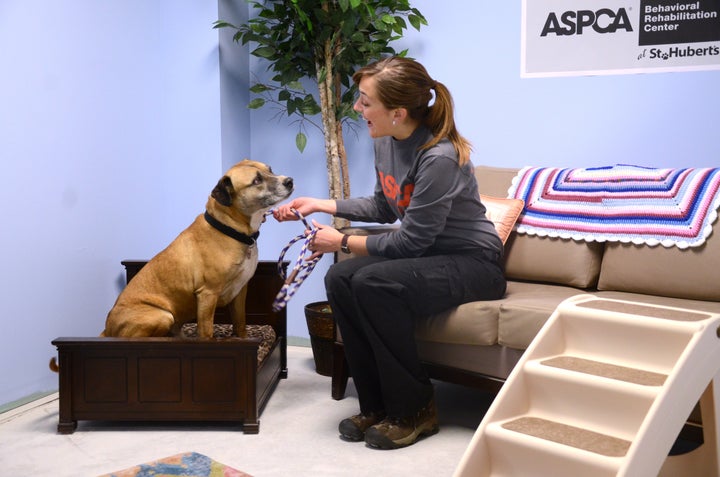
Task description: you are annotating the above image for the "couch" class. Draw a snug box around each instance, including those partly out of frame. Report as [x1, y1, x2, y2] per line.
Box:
[330, 165, 720, 404]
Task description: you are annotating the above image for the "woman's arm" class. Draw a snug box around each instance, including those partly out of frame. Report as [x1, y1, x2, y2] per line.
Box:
[273, 197, 336, 221]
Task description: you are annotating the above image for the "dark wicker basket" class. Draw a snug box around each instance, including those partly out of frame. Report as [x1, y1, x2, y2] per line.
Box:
[304, 301, 334, 376]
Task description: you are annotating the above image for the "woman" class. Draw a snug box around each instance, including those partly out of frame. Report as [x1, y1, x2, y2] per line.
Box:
[274, 56, 506, 449]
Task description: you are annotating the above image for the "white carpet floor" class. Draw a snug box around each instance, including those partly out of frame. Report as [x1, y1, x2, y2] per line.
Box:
[0, 345, 496, 477]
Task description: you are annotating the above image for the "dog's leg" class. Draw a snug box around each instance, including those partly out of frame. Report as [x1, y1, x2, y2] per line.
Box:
[196, 293, 219, 339]
[229, 285, 248, 339]
[104, 306, 175, 337]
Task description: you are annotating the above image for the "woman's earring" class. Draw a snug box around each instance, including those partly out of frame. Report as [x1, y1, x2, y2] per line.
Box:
[392, 120, 396, 126]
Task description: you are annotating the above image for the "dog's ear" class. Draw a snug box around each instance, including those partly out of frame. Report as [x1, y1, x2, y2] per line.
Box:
[211, 176, 234, 206]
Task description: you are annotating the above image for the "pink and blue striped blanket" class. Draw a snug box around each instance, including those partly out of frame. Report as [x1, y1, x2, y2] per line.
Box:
[507, 165, 720, 248]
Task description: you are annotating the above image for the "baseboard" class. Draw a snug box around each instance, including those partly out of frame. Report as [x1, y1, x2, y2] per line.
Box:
[287, 336, 311, 347]
[0, 391, 58, 423]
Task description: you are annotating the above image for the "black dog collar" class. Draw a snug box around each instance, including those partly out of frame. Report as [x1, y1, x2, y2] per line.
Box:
[204, 211, 259, 246]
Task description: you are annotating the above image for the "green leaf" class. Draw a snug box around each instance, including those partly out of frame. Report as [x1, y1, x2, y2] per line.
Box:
[248, 98, 266, 109]
[212, 21, 236, 30]
[249, 83, 270, 93]
[300, 94, 321, 115]
[252, 46, 276, 58]
[296, 132, 307, 153]
[409, 13, 426, 30]
[287, 98, 298, 116]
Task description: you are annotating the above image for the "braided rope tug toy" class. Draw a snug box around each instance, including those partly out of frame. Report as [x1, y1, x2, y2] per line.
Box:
[271, 208, 322, 312]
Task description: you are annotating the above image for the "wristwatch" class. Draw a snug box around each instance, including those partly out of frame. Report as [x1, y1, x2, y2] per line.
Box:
[340, 234, 351, 254]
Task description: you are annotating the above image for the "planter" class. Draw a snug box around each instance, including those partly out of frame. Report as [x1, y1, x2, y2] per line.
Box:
[304, 301, 334, 376]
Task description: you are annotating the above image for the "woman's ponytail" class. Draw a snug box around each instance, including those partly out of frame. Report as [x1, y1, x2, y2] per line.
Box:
[354, 57, 473, 166]
[422, 81, 472, 166]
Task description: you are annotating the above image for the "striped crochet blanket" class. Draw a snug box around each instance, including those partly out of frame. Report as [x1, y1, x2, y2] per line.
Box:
[507, 165, 720, 248]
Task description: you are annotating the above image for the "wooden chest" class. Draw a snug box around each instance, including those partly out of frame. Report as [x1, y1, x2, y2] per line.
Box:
[52, 260, 287, 434]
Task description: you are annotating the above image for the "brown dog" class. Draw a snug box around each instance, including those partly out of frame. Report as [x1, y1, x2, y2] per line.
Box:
[102, 159, 293, 339]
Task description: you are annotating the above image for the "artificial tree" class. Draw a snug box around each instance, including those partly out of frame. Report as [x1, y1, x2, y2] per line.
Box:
[215, 0, 426, 227]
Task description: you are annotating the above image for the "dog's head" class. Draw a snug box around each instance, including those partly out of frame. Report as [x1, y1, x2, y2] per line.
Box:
[210, 160, 294, 221]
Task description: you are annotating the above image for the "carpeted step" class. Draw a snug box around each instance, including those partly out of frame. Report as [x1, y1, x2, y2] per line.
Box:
[540, 356, 667, 386]
[501, 416, 631, 457]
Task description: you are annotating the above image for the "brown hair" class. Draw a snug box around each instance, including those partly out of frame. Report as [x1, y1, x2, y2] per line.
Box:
[352, 56, 472, 166]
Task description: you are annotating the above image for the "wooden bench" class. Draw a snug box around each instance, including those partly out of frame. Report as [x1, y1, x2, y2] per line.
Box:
[52, 260, 286, 434]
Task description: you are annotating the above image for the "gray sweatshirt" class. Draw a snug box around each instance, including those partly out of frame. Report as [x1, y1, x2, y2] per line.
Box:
[335, 126, 502, 258]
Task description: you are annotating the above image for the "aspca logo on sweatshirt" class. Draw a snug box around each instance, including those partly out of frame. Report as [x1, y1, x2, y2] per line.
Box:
[379, 171, 414, 215]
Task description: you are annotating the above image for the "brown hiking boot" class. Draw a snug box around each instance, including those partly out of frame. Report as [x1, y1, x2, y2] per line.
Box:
[364, 399, 439, 449]
[339, 411, 386, 442]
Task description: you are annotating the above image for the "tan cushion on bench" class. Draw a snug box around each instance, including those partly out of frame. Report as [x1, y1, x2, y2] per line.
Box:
[475, 165, 519, 198]
[415, 300, 499, 346]
[416, 341, 524, 382]
[474, 166, 604, 289]
[497, 281, 591, 349]
[504, 235, 604, 289]
[598, 233, 720, 301]
[595, 290, 720, 314]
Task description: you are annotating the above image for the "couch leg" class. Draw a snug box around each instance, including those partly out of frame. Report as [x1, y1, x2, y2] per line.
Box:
[331, 341, 349, 400]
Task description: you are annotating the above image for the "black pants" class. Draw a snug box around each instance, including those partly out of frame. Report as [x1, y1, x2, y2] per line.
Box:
[325, 249, 506, 418]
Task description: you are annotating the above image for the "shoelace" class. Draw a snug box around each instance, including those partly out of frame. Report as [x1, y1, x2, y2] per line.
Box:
[271, 208, 322, 312]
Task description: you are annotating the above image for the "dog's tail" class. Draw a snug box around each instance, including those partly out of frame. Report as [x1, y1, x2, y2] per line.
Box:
[50, 329, 107, 372]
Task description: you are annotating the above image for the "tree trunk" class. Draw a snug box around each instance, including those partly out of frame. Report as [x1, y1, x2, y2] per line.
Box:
[335, 74, 351, 203]
[317, 39, 350, 230]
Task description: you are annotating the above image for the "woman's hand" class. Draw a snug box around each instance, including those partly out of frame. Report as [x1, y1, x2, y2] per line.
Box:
[307, 220, 343, 259]
[272, 197, 337, 222]
[273, 197, 315, 222]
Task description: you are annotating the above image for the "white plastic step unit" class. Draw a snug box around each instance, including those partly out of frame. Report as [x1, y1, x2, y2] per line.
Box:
[453, 294, 720, 477]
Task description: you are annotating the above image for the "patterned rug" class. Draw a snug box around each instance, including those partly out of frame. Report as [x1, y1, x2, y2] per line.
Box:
[98, 451, 252, 477]
[508, 165, 720, 248]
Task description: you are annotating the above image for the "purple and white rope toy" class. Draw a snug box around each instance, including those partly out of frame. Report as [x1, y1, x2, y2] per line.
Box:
[271, 208, 322, 312]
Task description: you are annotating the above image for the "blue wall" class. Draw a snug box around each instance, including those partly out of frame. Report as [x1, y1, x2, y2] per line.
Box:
[0, 1, 223, 406]
[1, 0, 718, 407]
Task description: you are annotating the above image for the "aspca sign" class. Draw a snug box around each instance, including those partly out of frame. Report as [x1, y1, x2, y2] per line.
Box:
[541, 8, 634, 36]
[522, 0, 720, 77]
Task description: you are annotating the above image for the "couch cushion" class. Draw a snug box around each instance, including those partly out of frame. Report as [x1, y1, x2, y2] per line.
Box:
[475, 166, 605, 289]
[497, 281, 591, 349]
[415, 300, 499, 346]
[416, 341, 524, 383]
[475, 165, 519, 197]
[598, 232, 720, 301]
[595, 290, 720, 314]
[504, 235, 604, 289]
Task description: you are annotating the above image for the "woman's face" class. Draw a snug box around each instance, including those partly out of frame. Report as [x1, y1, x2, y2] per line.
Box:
[353, 76, 395, 138]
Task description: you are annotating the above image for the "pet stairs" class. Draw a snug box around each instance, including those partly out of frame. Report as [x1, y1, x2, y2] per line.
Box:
[453, 295, 720, 477]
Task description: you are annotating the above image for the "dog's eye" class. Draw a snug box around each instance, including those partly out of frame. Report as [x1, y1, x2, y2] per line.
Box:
[252, 173, 263, 185]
